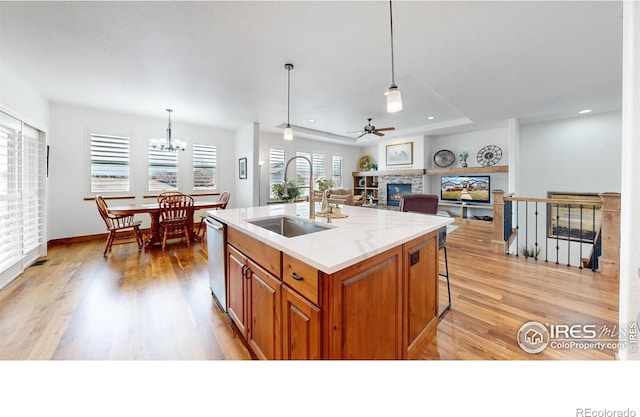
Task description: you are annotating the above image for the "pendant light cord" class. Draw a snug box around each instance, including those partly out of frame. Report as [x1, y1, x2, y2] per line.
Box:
[287, 67, 291, 125]
[389, 0, 396, 86]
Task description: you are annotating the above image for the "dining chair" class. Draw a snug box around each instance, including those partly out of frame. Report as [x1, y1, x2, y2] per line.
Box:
[159, 193, 195, 250]
[197, 191, 230, 238]
[399, 194, 451, 319]
[95, 195, 143, 256]
[157, 191, 184, 203]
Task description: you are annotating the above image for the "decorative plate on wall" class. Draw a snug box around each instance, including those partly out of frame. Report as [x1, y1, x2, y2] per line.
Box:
[477, 145, 503, 167]
[433, 150, 456, 168]
[357, 155, 373, 171]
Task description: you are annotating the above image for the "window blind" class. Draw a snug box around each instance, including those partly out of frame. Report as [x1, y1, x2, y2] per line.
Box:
[90, 133, 130, 193]
[269, 148, 285, 199]
[332, 155, 343, 189]
[193, 144, 216, 190]
[0, 111, 45, 280]
[148, 143, 178, 191]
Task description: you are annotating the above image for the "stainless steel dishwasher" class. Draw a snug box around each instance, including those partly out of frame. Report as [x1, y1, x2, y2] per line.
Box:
[205, 216, 226, 312]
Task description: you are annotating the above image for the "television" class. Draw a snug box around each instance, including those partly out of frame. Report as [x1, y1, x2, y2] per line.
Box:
[440, 175, 491, 203]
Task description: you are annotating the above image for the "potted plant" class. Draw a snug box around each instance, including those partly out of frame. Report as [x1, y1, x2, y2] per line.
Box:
[315, 176, 335, 191]
[271, 180, 301, 203]
[458, 151, 469, 167]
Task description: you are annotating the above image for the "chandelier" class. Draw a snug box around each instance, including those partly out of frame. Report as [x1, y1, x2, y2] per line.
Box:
[150, 109, 186, 151]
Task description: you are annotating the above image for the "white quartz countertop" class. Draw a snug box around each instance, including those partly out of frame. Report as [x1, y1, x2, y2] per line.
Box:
[208, 203, 454, 274]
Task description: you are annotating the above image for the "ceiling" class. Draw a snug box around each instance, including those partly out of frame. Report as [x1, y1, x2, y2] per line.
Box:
[0, 1, 623, 146]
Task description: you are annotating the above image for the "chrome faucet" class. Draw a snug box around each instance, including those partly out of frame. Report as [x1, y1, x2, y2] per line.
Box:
[282, 155, 315, 219]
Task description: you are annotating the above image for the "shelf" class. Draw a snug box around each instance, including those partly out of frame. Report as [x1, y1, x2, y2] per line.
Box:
[352, 169, 425, 177]
[426, 165, 508, 175]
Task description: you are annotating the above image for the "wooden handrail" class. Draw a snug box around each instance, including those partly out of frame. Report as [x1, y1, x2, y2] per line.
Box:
[504, 196, 603, 206]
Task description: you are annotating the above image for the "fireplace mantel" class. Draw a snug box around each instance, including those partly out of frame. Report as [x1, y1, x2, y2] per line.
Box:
[352, 169, 426, 176]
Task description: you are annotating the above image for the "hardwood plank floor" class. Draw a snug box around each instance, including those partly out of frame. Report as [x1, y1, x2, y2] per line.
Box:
[0, 220, 619, 360]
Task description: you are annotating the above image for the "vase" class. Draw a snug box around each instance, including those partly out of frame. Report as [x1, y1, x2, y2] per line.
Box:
[460, 159, 468, 167]
[320, 190, 330, 213]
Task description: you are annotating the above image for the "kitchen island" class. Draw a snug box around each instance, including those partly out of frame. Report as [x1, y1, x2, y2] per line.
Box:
[208, 202, 453, 360]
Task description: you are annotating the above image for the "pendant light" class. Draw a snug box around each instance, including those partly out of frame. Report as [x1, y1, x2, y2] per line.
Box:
[284, 63, 294, 140]
[150, 109, 186, 151]
[386, 1, 403, 113]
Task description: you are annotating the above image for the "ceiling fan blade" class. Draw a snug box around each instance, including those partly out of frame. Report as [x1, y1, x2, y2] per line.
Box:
[376, 127, 395, 132]
[356, 132, 367, 139]
[374, 132, 385, 137]
[346, 130, 365, 134]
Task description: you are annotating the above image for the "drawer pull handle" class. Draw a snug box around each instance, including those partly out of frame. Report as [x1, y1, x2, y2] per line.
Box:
[291, 272, 304, 281]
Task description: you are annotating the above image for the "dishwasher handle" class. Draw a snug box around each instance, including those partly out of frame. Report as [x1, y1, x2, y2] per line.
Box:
[205, 217, 224, 230]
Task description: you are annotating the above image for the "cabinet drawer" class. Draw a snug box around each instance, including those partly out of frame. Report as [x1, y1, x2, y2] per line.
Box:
[283, 254, 319, 305]
[228, 227, 281, 278]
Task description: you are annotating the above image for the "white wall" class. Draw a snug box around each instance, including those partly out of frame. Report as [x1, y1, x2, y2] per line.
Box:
[234, 123, 259, 209]
[258, 131, 362, 204]
[48, 103, 235, 240]
[0, 61, 49, 131]
[426, 127, 510, 199]
[519, 111, 622, 197]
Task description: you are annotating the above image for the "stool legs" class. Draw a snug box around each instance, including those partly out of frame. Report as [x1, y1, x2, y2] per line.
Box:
[439, 245, 451, 319]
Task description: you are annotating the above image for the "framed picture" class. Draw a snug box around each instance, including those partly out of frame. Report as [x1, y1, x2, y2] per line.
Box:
[239, 157, 247, 179]
[546, 192, 602, 243]
[386, 142, 413, 166]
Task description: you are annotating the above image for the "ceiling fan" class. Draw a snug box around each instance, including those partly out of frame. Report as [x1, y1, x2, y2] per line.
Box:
[348, 118, 395, 139]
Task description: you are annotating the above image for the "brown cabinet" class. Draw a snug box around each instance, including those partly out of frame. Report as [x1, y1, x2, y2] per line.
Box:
[225, 224, 441, 360]
[404, 233, 439, 355]
[323, 246, 404, 359]
[226, 244, 282, 360]
[282, 285, 321, 360]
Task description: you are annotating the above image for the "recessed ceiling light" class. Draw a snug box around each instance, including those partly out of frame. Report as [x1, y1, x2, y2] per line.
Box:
[427, 116, 435, 120]
[578, 109, 592, 114]
[308, 119, 315, 123]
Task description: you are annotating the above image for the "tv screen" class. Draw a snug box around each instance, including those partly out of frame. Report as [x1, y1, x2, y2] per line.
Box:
[440, 175, 490, 203]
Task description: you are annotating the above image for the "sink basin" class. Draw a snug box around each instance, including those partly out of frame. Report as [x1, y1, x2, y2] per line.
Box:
[247, 215, 332, 238]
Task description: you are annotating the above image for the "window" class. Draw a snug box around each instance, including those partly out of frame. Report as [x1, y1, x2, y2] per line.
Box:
[0, 111, 45, 281]
[90, 133, 130, 193]
[148, 143, 178, 191]
[296, 151, 325, 196]
[269, 148, 285, 199]
[193, 144, 216, 190]
[332, 155, 343, 189]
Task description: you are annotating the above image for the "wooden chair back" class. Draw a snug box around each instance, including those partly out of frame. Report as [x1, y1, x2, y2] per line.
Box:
[157, 191, 184, 204]
[96, 195, 136, 230]
[218, 191, 230, 209]
[159, 194, 194, 224]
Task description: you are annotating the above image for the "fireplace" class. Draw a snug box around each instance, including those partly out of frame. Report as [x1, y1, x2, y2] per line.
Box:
[386, 183, 412, 206]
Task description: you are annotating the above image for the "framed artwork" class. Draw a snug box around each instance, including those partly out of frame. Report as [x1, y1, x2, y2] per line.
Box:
[239, 157, 247, 179]
[385, 142, 413, 166]
[546, 192, 601, 243]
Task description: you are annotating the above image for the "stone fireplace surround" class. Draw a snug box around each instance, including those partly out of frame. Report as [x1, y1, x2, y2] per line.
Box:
[378, 173, 424, 206]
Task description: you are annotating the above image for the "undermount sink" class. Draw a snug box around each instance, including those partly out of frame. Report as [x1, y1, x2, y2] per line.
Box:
[247, 215, 332, 238]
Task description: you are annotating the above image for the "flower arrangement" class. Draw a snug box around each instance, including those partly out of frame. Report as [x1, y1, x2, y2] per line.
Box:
[315, 176, 335, 191]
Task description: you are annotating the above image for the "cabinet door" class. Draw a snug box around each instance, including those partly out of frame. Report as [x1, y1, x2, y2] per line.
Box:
[247, 259, 282, 360]
[325, 246, 403, 359]
[404, 232, 438, 352]
[227, 245, 248, 338]
[282, 285, 321, 360]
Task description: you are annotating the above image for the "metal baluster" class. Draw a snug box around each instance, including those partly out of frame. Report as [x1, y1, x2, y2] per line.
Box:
[525, 201, 529, 258]
[545, 202, 549, 263]
[534, 202, 539, 260]
[567, 204, 571, 267]
[592, 204, 597, 272]
[515, 201, 519, 256]
[579, 204, 583, 269]
[555, 203, 560, 264]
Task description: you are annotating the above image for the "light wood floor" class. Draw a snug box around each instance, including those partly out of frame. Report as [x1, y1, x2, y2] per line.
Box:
[0, 220, 619, 360]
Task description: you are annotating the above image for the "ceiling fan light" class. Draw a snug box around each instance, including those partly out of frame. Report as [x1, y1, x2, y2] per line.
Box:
[283, 125, 293, 140]
[386, 86, 403, 113]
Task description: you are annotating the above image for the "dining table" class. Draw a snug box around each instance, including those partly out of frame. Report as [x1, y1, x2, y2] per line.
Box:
[107, 200, 225, 248]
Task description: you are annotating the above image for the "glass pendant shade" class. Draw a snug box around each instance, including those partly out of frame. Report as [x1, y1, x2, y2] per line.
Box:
[386, 86, 403, 113]
[283, 125, 293, 140]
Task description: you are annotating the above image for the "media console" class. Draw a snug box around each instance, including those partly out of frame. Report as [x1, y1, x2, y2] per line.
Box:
[438, 201, 493, 219]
